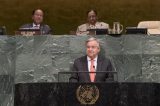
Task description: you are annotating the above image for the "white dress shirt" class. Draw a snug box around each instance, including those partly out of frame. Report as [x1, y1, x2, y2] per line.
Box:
[33, 23, 40, 29]
[87, 56, 98, 72]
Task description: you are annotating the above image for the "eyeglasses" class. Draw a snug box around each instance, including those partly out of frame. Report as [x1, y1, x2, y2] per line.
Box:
[34, 14, 43, 17]
[88, 15, 96, 19]
[86, 46, 99, 49]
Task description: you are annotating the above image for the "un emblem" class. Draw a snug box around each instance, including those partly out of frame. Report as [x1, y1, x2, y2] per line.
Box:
[76, 84, 99, 105]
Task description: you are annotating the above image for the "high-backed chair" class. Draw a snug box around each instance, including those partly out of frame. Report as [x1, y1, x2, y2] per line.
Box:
[0, 26, 6, 35]
[137, 21, 160, 35]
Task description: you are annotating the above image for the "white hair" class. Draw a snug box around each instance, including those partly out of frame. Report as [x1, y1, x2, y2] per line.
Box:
[85, 37, 100, 48]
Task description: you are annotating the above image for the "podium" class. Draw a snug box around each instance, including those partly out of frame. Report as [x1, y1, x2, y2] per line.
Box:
[14, 83, 160, 106]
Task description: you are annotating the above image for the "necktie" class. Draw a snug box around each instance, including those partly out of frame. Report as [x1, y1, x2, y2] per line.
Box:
[90, 59, 95, 82]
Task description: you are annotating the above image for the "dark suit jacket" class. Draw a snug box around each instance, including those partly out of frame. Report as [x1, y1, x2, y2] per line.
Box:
[20, 23, 52, 35]
[69, 55, 115, 82]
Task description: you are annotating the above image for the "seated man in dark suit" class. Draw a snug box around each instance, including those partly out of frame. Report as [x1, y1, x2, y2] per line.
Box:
[19, 9, 52, 35]
[69, 37, 115, 82]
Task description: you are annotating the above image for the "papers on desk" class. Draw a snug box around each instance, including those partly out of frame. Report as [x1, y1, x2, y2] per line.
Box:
[147, 29, 160, 35]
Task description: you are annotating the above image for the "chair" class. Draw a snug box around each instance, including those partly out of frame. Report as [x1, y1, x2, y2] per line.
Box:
[137, 21, 160, 35]
[0, 26, 6, 35]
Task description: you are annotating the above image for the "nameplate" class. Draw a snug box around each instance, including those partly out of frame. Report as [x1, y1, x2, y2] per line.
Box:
[15, 28, 41, 36]
[87, 28, 108, 35]
[126, 27, 147, 34]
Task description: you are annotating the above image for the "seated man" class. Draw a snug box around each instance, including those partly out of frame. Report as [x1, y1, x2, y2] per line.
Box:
[76, 9, 109, 35]
[19, 9, 52, 35]
[69, 37, 114, 82]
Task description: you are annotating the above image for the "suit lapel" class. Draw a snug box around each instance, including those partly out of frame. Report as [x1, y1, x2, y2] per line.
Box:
[30, 24, 33, 28]
[82, 56, 90, 82]
[95, 55, 103, 82]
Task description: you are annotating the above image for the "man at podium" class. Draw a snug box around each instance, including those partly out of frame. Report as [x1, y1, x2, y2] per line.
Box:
[76, 9, 109, 35]
[19, 9, 52, 35]
[69, 37, 114, 82]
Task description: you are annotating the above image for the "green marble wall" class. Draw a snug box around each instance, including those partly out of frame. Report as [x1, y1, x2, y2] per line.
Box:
[1, 35, 160, 105]
[0, 36, 15, 106]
